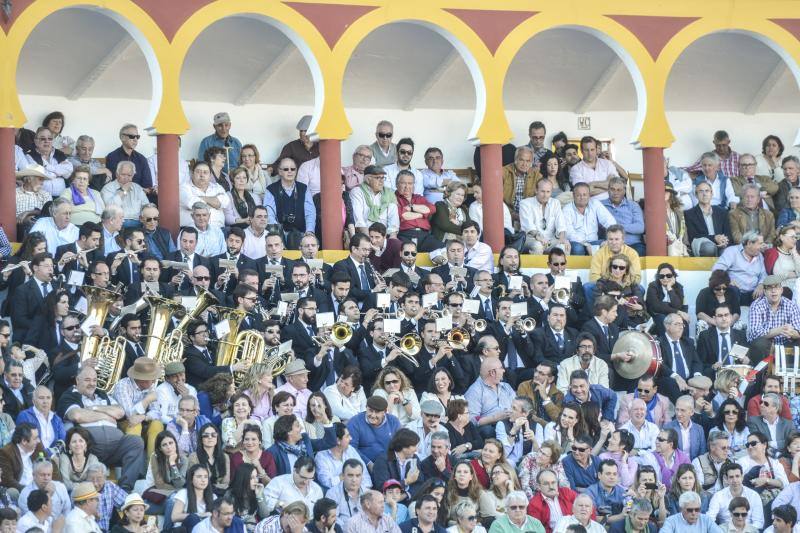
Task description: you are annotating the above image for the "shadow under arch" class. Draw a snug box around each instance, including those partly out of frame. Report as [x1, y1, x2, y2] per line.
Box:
[661, 25, 800, 146]
[8, 2, 167, 126]
[495, 14, 654, 146]
[171, 4, 331, 135]
[335, 13, 491, 143]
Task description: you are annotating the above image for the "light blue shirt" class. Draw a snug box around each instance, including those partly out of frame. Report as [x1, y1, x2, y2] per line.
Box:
[661, 511, 722, 533]
[562, 199, 617, 243]
[601, 197, 645, 244]
[19, 480, 71, 518]
[193, 224, 226, 257]
[464, 378, 515, 426]
[197, 134, 242, 173]
[315, 446, 372, 492]
[421, 168, 459, 204]
[102, 225, 121, 256]
[712, 244, 766, 292]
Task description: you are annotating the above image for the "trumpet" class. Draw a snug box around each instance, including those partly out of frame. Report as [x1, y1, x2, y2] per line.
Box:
[385, 333, 421, 367]
[513, 317, 537, 332]
[423, 307, 450, 320]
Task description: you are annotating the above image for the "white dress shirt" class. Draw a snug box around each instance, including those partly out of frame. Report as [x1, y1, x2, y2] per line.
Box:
[33, 407, 55, 448]
[297, 157, 321, 196]
[569, 159, 619, 200]
[562, 199, 617, 243]
[180, 181, 230, 227]
[242, 226, 267, 260]
[64, 506, 103, 533]
[17, 445, 34, 487]
[26, 151, 70, 196]
[29, 217, 79, 255]
[619, 420, 660, 451]
[519, 197, 567, 240]
[193, 224, 226, 257]
[469, 200, 514, 234]
[323, 383, 367, 422]
[556, 355, 610, 393]
[262, 473, 323, 515]
[464, 241, 493, 273]
[707, 486, 764, 528]
[382, 164, 424, 196]
[348, 186, 400, 233]
[690, 175, 738, 207]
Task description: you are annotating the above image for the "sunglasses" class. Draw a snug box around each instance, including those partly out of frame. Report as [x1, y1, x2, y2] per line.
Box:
[123, 134, 141, 140]
[550, 262, 566, 267]
[656, 437, 668, 442]
[143, 217, 159, 222]
[377, 133, 393, 139]
[714, 286, 728, 292]
[658, 273, 674, 279]
[732, 512, 748, 518]
[194, 276, 211, 281]
[398, 149, 413, 156]
[611, 264, 627, 271]
[685, 508, 701, 513]
[201, 433, 217, 438]
[63, 325, 80, 331]
[637, 388, 651, 394]
[508, 506, 526, 511]
[384, 379, 400, 385]
[760, 400, 773, 407]
[402, 251, 417, 256]
[724, 410, 739, 415]
[572, 446, 589, 452]
[465, 515, 477, 521]
[280, 167, 297, 172]
[746, 441, 760, 448]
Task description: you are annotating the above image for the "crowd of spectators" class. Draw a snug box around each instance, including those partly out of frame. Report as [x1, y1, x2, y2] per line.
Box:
[0, 113, 799, 533]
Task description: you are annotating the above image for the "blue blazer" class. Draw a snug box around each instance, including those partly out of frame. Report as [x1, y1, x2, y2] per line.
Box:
[16, 407, 67, 448]
[266, 427, 337, 476]
[663, 420, 707, 460]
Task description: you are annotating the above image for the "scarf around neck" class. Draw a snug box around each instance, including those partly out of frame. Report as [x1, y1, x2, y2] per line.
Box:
[359, 182, 395, 222]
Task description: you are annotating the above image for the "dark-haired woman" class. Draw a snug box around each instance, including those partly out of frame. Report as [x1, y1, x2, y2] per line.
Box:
[23, 288, 71, 354]
[169, 464, 216, 531]
[712, 399, 750, 458]
[144, 431, 187, 512]
[187, 422, 230, 495]
[696, 270, 741, 329]
[56, 426, 102, 491]
[225, 463, 269, 531]
[265, 414, 336, 477]
[230, 425, 276, 486]
[599, 429, 637, 488]
[0, 232, 47, 317]
[372, 428, 426, 501]
[645, 263, 689, 335]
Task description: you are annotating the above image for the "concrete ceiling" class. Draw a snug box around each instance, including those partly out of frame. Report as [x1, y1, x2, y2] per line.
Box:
[16, 10, 800, 113]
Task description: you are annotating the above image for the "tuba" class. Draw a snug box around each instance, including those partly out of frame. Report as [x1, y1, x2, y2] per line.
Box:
[94, 336, 127, 392]
[157, 288, 220, 369]
[214, 307, 246, 366]
[229, 330, 266, 387]
[80, 285, 121, 361]
[143, 295, 185, 363]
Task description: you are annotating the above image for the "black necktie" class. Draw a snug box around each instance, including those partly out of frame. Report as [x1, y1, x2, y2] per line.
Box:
[135, 344, 144, 358]
[202, 348, 212, 363]
[307, 325, 314, 337]
[673, 341, 687, 378]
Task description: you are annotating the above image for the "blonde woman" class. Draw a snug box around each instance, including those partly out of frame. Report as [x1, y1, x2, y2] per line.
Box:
[238, 144, 270, 202]
[478, 461, 522, 521]
[712, 368, 744, 411]
[240, 364, 275, 421]
[372, 366, 421, 425]
[431, 181, 471, 242]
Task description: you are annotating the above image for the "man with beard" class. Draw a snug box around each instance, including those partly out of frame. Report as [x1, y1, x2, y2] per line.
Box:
[108, 226, 146, 286]
[493, 246, 529, 302]
[517, 361, 563, 428]
[384, 138, 424, 196]
[531, 305, 579, 364]
[410, 320, 465, 395]
[210, 226, 256, 296]
[556, 333, 610, 393]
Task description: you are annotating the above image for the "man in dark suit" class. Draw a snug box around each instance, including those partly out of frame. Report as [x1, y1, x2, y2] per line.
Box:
[183, 320, 248, 387]
[431, 240, 476, 294]
[255, 232, 295, 307]
[55, 221, 102, 279]
[10, 252, 55, 343]
[410, 320, 466, 395]
[231, 283, 266, 333]
[117, 313, 147, 378]
[658, 313, 704, 403]
[108, 226, 147, 286]
[355, 318, 415, 392]
[317, 272, 352, 318]
[140, 204, 177, 261]
[479, 297, 535, 388]
[367, 222, 402, 272]
[696, 303, 749, 378]
[473, 271, 497, 321]
[178, 265, 226, 305]
[580, 294, 620, 364]
[531, 304, 578, 365]
[362, 271, 412, 315]
[747, 392, 795, 451]
[684, 180, 733, 257]
[331, 233, 379, 306]
[303, 338, 358, 392]
[0, 423, 47, 491]
[397, 241, 427, 292]
[122, 256, 176, 305]
[49, 314, 84, 399]
[209, 227, 257, 296]
[298, 233, 333, 288]
[289, 262, 327, 307]
[527, 273, 558, 327]
[0, 361, 33, 419]
[493, 246, 531, 295]
[160, 226, 211, 292]
[280, 296, 320, 361]
[545, 248, 586, 327]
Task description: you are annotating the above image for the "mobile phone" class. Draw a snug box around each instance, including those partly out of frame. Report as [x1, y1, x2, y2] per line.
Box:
[644, 482, 658, 490]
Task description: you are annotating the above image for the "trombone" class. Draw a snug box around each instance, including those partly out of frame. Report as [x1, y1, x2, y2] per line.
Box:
[385, 333, 422, 367]
[312, 322, 353, 348]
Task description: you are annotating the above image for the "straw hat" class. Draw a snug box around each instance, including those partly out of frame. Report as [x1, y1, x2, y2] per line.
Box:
[127, 357, 159, 380]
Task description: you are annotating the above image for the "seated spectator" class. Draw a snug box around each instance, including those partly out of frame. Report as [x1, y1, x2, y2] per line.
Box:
[61, 165, 105, 226]
[444, 399, 484, 459]
[237, 143, 269, 200]
[188, 200, 226, 258]
[553, 493, 604, 533]
[340, 144, 372, 191]
[16, 384, 65, 450]
[18, 458, 70, 520]
[204, 146, 230, 190]
[774, 155, 800, 214]
[198, 112, 242, 174]
[384, 138, 424, 196]
[502, 146, 540, 225]
[588, 224, 642, 285]
[616, 374, 673, 427]
[592, 254, 646, 330]
[16, 164, 53, 233]
[608, 498, 657, 533]
[29, 198, 79, 255]
[187, 422, 230, 496]
[642, 428, 690, 488]
[712, 231, 766, 306]
[224, 166, 258, 228]
[665, 396, 707, 460]
[691, 152, 740, 210]
[372, 367, 421, 427]
[585, 459, 627, 526]
[685, 180, 733, 257]
[68, 135, 112, 186]
[421, 147, 460, 205]
[663, 182, 690, 256]
[230, 424, 276, 486]
[618, 398, 660, 452]
[477, 461, 521, 523]
[564, 370, 616, 422]
[747, 274, 800, 363]
[538, 402, 585, 455]
[263, 157, 315, 249]
[143, 429, 187, 510]
[731, 154, 778, 209]
[598, 430, 637, 488]
[602, 177, 645, 255]
[520, 178, 568, 255]
[17, 488, 59, 532]
[25, 126, 71, 196]
[419, 431, 453, 483]
[224, 463, 269, 530]
[755, 135, 785, 182]
[263, 456, 323, 515]
[220, 393, 259, 452]
[64, 481, 103, 533]
[468, 184, 515, 242]
[562, 435, 600, 492]
[166, 394, 212, 456]
[100, 161, 149, 227]
[695, 271, 742, 331]
[180, 162, 229, 228]
[564, 183, 624, 255]
[526, 469, 576, 533]
[729, 184, 776, 245]
[371, 429, 425, 503]
[343, 489, 400, 533]
[152, 361, 197, 427]
[464, 358, 515, 440]
[687, 129, 740, 176]
[432, 182, 471, 244]
[449, 499, 486, 533]
[350, 165, 399, 237]
[556, 334, 610, 393]
[348, 395, 401, 472]
[767, 504, 799, 533]
[368, 222, 403, 272]
[539, 152, 568, 195]
[747, 392, 794, 451]
[169, 464, 216, 531]
[645, 263, 689, 335]
[0, 359, 31, 419]
[111, 357, 162, 457]
[267, 413, 336, 476]
[516, 361, 563, 428]
[324, 461, 365, 529]
[764, 224, 800, 296]
[569, 136, 620, 201]
[104, 123, 153, 191]
[461, 221, 494, 273]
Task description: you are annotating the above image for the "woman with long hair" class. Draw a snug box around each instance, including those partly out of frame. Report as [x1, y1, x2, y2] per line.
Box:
[230, 425, 276, 486]
[240, 363, 275, 421]
[469, 439, 507, 489]
[170, 464, 216, 531]
[221, 393, 260, 452]
[23, 288, 71, 353]
[593, 254, 647, 328]
[187, 422, 230, 496]
[421, 368, 464, 422]
[444, 399, 484, 458]
[664, 463, 709, 515]
[408, 478, 448, 523]
[144, 431, 187, 511]
[695, 270, 742, 329]
[539, 152, 567, 195]
[713, 399, 750, 458]
[764, 224, 800, 298]
[305, 392, 338, 439]
[627, 465, 667, 528]
[580, 402, 615, 455]
[372, 366, 421, 425]
[431, 182, 471, 242]
[779, 431, 800, 482]
[225, 463, 269, 531]
[60, 165, 104, 225]
[445, 461, 483, 525]
[478, 461, 522, 524]
[239, 144, 271, 202]
[223, 166, 258, 228]
[372, 428, 425, 501]
[664, 183, 689, 256]
[197, 373, 235, 427]
[645, 262, 690, 335]
[739, 431, 789, 498]
[518, 440, 570, 498]
[56, 426, 102, 491]
[598, 429, 637, 488]
[539, 402, 585, 453]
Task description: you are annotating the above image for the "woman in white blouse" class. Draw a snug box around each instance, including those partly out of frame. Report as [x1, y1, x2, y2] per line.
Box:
[372, 366, 421, 425]
[755, 135, 786, 183]
[180, 162, 229, 228]
[239, 144, 271, 203]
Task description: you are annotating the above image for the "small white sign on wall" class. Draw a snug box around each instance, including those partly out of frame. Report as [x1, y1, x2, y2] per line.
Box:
[578, 116, 591, 130]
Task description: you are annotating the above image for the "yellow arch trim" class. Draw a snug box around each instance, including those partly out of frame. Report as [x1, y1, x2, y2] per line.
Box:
[333, 5, 511, 144]
[494, 11, 664, 147]
[169, 1, 334, 137]
[1, 0, 169, 128]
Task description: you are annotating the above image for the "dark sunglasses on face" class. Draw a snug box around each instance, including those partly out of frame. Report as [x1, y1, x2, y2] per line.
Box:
[685, 508, 701, 513]
[143, 217, 159, 222]
[656, 437, 668, 442]
[637, 388, 651, 394]
[63, 325, 80, 331]
[714, 286, 727, 291]
[123, 134, 141, 140]
[746, 441, 760, 448]
[550, 262, 566, 267]
[724, 410, 738, 415]
[377, 133, 393, 139]
[194, 276, 211, 281]
[398, 149, 413, 156]
[572, 446, 588, 452]
[403, 251, 417, 256]
[280, 167, 296, 172]
[611, 264, 627, 271]
[732, 512, 748, 518]
[760, 400, 772, 407]
[658, 273, 674, 279]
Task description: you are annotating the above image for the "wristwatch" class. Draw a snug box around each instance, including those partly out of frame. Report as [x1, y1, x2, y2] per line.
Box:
[402, 399, 409, 406]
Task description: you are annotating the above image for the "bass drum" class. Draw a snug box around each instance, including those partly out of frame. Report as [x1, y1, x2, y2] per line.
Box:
[612, 330, 662, 380]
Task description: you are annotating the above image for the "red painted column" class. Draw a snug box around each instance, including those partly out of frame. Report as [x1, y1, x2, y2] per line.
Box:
[157, 134, 180, 236]
[643, 147, 667, 256]
[319, 139, 344, 250]
[0, 128, 16, 241]
[479, 144, 504, 253]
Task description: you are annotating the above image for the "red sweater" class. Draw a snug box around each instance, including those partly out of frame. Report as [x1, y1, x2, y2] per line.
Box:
[527, 487, 578, 533]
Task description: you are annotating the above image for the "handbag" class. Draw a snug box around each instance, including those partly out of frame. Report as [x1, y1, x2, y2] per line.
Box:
[142, 487, 167, 505]
[742, 460, 782, 505]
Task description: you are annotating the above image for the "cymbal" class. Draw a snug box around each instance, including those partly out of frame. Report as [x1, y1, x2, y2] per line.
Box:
[612, 330, 660, 380]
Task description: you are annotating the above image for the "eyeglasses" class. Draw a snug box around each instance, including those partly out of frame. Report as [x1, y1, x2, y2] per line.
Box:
[723, 410, 739, 415]
[448, 303, 463, 308]
[402, 251, 417, 256]
[732, 512, 748, 518]
[550, 262, 566, 267]
[193, 330, 209, 336]
[355, 153, 372, 159]
[656, 437, 669, 443]
[713, 286, 727, 292]
[0, 333, 9, 338]
[194, 276, 211, 281]
[658, 273, 674, 279]
[123, 134, 141, 140]
[760, 400, 772, 407]
[465, 515, 477, 521]
[508, 505, 526, 511]
[572, 446, 589, 452]
[398, 149, 413, 156]
[611, 264, 627, 271]
[143, 217, 159, 222]
[746, 441, 760, 448]
[637, 388, 651, 394]
[578, 344, 594, 350]
[377, 133, 393, 139]
[424, 413, 441, 418]
[685, 507, 701, 513]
